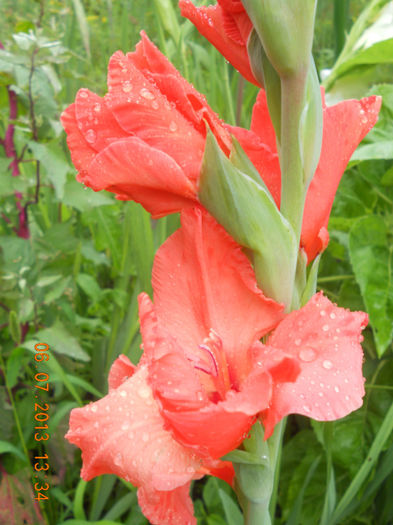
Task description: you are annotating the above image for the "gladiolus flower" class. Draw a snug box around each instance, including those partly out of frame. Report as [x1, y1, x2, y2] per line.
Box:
[179, 0, 256, 84]
[66, 208, 368, 524]
[228, 90, 382, 261]
[61, 32, 231, 219]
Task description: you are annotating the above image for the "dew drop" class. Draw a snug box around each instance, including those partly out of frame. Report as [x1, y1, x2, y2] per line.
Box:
[142, 432, 149, 442]
[85, 129, 97, 144]
[93, 103, 101, 113]
[114, 452, 122, 466]
[169, 121, 178, 132]
[79, 90, 88, 98]
[299, 348, 316, 362]
[322, 324, 329, 332]
[90, 404, 97, 413]
[303, 404, 311, 413]
[140, 87, 155, 100]
[122, 81, 133, 93]
[121, 423, 130, 431]
[119, 390, 127, 397]
[329, 312, 336, 319]
[294, 338, 301, 346]
[322, 360, 333, 370]
[138, 386, 150, 399]
[334, 386, 340, 393]
[320, 310, 326, 317]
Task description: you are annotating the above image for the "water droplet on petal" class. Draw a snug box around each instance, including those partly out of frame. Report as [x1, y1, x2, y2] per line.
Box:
[322, 360, 333, 370]
[142, 432, 149, 442]
[93, 103, 101, 113]
[85, 129, 96, 144]
[334, 386, 340, 393]
[122, 81, 133, 93]
[79, 90, 88, 98]
[119, 390, 127, 397]
[151, 100, 159, 109]
[169, 121, 177, 132]
[322, 324, 329, 332]
[138, 386, 150, 399]
[121, 423, 130, 431]
[90, 404, 97, 412]
[320, 310, 326, 317]
[303, 404, 311, 413]
[299, 348, 317, 362]
[140, 87, 155, 100]
[329, 312, 336, 319]
[294, 338, 301, 346]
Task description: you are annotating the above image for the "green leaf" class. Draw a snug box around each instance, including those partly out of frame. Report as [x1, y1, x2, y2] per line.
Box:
[349, 215, 393, 355]
[0, 440, 27, 462]
[8, 310, 21, 344]
[218, 489, 243, 525]
[199, 132, 297, 307]
[77, 273, 102, 303]
[28, 141, 71, 199]
[62, 179, 113, 212]
[33, 319, 90, 362]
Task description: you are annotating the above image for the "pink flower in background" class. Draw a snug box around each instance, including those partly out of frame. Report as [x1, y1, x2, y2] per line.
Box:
[61, 32, 231, 219]
[229, 90, 381, 261]
[66, 207, 368, 524]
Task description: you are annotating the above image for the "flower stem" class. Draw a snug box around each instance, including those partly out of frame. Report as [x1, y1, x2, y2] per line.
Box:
[244, 501, 272, 525]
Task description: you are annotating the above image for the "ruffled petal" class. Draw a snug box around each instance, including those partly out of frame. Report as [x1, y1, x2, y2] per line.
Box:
[137, 484, 196, 525]
[179, 1, 257, 85]
[129, 32, 231, 155]
[65, 365, 202, 491]
[151, 207, 284, 380]
[262, 293, 368, 438]
[74, 88, 130, 153]
[108, 354, 136, 391]
[60, 104, 96, 177]
[301, 95, 382, 261]
[105, 50, 205, 183]
[84, 137, 197, 217]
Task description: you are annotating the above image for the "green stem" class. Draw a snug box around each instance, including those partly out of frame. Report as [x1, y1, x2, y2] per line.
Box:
[279, 74, 307, 243]
[244, 501, 272, 525]
[333, 0, 349, 58]
[268, 418, 287, 519]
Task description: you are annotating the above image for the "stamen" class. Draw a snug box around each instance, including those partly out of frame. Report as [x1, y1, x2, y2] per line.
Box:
[199, 344, 218, 376]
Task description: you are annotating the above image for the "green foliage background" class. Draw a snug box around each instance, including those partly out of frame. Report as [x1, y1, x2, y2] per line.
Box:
[0, 1, 392, 524]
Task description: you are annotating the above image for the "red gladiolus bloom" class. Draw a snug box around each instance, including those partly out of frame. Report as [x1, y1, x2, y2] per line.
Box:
[61, 32, 231, 219]
[228, 90, 382, 261]
[179, 0, 256, 84]
[66, 208, 368, 524]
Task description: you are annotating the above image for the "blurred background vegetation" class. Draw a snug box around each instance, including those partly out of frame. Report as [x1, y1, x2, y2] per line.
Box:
[0, 1, 392, 524]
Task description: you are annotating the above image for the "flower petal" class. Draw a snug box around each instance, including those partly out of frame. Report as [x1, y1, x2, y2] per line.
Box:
[179, 1, 257, 84]
[108, 354, 136, 391]
[65, 365, 202, 491]
[151, 207, 284, 380]
[301, 95, 382, 261]
[85, 137, 197, 217]
[129, 32, 231, 155]
[60, 104, 96, 177]
[261, 293, 368, 438]
[138, 484, 196, 525]
[74, 88, 129, 152]
[105, 50, 205, 183]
